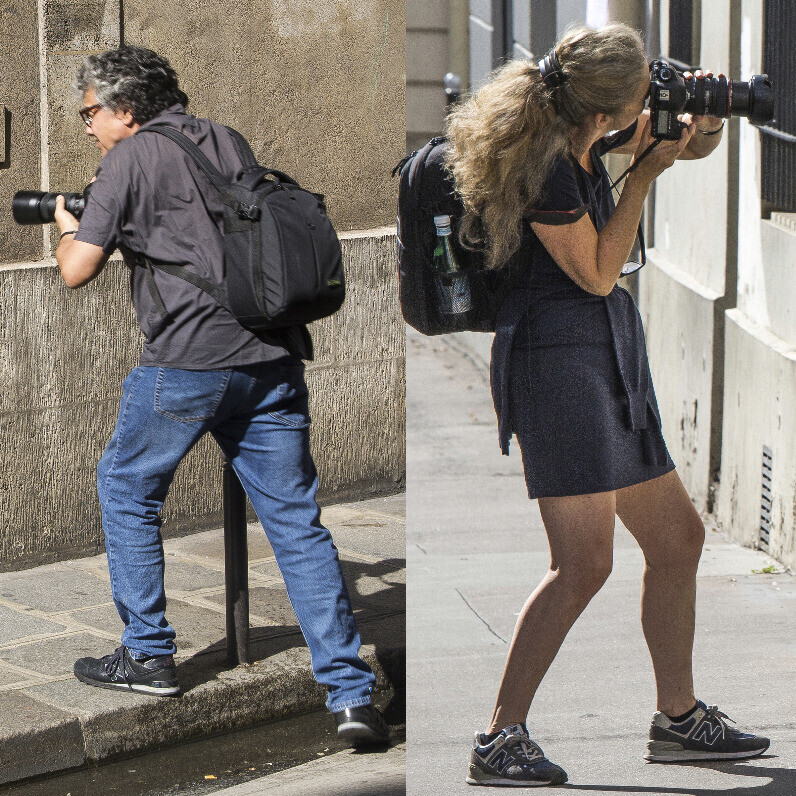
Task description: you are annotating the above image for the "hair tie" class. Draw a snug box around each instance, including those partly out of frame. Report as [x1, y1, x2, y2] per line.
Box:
[539, 50, 567, 89]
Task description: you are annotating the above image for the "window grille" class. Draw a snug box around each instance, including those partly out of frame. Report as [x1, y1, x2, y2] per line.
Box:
[761, 0, 796, 213]
[759, 446, 773, 550]
[668, 0, 694, 67]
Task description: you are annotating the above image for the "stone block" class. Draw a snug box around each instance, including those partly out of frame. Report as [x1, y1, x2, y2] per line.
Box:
[407, 30, 450, 83]
[406, 83, 447, 137]
[0, 692, 84, 785]
[0, 630, 110, 677]
[0, 605, 67, 645]
[0, 566, 111, 613]
[65, 603, 124, 639]
[407, 0, 448, 29]
[324, 512, 407, 560]
[163, 560, 226, 592]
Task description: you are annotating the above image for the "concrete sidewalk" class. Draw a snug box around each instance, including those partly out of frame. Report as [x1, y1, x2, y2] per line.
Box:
[214, 743, 406, 795]
[0, 492, 405, 787]
[407, 330, 795, 795]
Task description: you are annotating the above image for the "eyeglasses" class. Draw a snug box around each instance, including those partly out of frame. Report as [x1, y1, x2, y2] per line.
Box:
[79, 104, 103, 126]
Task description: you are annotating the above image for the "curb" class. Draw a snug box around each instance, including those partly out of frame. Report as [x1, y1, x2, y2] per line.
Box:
[0, 643, 405, 787]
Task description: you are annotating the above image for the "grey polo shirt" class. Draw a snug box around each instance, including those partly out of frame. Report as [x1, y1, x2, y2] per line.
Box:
[76, 105, 311, 369]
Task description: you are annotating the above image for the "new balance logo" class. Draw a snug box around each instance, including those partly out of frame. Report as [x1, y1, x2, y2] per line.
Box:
[488, 749, 511, 773]
[692, 721, 723, 746]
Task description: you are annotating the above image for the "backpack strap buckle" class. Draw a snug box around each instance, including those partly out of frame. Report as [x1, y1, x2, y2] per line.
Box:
[237, 203, 261, 221]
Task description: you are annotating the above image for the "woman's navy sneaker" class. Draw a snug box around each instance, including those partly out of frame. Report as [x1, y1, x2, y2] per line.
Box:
[467, 723, 568, 787]
[645, 700, 770, 762]
[74, 645, 180, 696]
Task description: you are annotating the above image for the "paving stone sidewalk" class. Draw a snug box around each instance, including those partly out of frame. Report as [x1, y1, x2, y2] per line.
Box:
[0, 492, 405, 787]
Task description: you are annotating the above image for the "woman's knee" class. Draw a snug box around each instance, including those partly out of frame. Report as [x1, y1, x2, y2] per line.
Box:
[678, 514, 706, 567]
[651, 514, 705, 576]
[555, 550, 613, 603]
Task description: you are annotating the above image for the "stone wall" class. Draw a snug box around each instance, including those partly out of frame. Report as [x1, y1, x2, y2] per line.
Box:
[0, 1, 406, 570]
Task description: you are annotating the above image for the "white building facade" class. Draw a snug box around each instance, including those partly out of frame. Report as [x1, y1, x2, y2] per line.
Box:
[406, 0, 795, 568]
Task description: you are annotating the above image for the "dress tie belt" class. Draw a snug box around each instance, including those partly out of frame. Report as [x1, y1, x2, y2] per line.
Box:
[603, 288, 650, 432]
[492, 285, 667, 462]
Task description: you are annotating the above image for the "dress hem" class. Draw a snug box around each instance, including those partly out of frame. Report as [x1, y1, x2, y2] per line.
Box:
[524, 462, 676, 501]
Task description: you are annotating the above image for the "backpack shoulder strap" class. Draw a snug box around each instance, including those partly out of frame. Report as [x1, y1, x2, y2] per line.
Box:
[223, 125, 259, 169]
[140, 124, 229, 192]
[134, 253, 233, 319]
[140, 124, 263, 221]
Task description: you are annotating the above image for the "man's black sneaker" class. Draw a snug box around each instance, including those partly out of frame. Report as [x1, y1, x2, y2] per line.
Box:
[334, 705, 390, 747]
[645, 700, 770, 762]
[467, 723, 568, 787]
[74, 645, 180, 696]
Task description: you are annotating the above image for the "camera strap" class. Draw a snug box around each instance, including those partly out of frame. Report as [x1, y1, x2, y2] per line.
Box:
[607, 139, 662, 193]
[606, 139, 663, 270]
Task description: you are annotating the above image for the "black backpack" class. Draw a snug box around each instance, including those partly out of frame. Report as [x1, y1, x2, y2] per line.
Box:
[393, 137, 513, 336]
[136, 124, 344, 332]
[394, 137, 592, 336]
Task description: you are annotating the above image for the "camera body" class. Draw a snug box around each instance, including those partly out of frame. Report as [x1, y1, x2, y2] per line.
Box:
[648, 59, 774, 140]
[12, 185, 92, 225]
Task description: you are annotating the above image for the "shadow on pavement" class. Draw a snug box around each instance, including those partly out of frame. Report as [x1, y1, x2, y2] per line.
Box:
[175, 555, 406, 697]
[561, 757, 794, 795]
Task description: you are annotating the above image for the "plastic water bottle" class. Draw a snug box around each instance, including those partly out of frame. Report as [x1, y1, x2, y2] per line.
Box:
[432, 215, 471, 314]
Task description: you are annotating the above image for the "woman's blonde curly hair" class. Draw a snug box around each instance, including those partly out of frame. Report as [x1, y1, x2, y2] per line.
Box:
[445, 23, 648, 269]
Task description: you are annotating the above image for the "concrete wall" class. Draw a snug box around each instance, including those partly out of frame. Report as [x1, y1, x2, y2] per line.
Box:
[0, 2, 405, 570]
[468, 0, 559, 90]
[406, 0, 448, 153]
[640, 0, 795, 568]
[641, 0, 735, 513]
[714, 0, 796, 569]
[639, 0, 739, 511]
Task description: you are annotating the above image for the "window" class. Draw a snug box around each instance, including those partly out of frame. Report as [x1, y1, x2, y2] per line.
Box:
[761, 0, 796, 213]
[668, 0, 696, 68]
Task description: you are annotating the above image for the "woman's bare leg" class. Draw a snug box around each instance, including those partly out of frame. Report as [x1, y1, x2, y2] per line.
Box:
[616, 470, 705, 717]
[488, 491, 617, 733]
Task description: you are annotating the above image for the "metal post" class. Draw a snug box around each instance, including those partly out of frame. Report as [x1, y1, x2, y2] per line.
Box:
[222, 460, 250, 665]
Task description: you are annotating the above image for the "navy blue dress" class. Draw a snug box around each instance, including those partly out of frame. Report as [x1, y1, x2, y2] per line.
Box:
[491, 122, 675, 498]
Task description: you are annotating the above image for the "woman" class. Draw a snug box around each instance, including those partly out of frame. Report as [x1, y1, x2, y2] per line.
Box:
[444, 23, 770, 787]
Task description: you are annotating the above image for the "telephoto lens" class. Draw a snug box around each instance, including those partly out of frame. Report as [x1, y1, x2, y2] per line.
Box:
[12, 190, 88, 225]
[683, 73, 774, 125]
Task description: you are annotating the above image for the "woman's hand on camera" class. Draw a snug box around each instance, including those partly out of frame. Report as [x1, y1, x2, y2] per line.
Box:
[631, 115, 695, 184]
[682, 70, 725, 133]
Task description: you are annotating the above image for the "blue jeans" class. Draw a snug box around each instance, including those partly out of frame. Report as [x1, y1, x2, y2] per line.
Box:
[96, 359, 375, 711]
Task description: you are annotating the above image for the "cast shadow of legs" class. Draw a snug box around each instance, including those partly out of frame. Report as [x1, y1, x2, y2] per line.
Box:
[561, 758, 793, 796]
[175, 555, 405, 709]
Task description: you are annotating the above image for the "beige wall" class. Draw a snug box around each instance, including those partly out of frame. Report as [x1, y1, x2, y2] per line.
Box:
[0, 2, 405, 570]
[406, 0, 468, 153]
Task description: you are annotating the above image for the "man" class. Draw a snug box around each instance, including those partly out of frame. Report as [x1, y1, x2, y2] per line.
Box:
[54, 45, 388, 747]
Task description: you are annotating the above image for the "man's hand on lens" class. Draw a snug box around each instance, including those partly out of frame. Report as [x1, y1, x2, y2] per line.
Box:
[54, 195, 80, 237]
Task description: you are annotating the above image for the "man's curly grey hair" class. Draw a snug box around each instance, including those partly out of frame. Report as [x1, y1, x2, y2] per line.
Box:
[75, 46, 189, 124]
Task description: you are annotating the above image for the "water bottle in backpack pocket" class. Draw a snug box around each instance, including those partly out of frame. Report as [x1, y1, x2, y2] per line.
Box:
[432, 214, 472, 315]
[393, 137, 515, 336]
